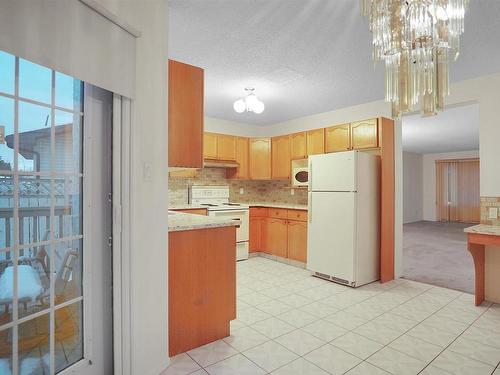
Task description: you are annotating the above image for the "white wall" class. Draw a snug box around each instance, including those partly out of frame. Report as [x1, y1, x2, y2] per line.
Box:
[204, 116, 264, 137]
[421, 150, 479, 221]
[95, 1, 169, 374]
[403, 152, 423, 223]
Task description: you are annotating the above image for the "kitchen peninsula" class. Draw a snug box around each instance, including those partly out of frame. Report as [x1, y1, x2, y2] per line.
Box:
[168, 211, 239, 356]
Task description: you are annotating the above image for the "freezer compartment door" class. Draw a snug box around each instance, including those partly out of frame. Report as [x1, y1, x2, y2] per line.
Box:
[307, 191, 356, 283]
[309, 151, 357, 192]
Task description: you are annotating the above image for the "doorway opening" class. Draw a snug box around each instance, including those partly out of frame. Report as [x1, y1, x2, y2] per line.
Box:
[402, 103, 479, 293]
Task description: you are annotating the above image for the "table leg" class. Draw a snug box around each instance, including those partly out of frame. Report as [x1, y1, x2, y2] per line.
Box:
[467, 243, 485, 306]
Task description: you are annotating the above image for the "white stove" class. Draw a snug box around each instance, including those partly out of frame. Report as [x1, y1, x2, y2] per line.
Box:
[189, 186, 249, 260]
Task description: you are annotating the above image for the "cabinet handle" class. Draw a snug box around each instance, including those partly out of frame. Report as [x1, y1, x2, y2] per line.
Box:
[309, 195, 313, 223]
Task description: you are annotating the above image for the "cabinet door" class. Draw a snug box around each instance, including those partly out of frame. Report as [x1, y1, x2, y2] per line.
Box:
[351, 119, 378, 150]
[168, 60, 204, 168]
[287, 221, 307, 263]
[266, 218, 288, 258]
[271, 135, 291, 179]
[306, 129, 325, 156]
[236, 137, 249, 179]
[218, 134, 237, 161]
[290, 132, 307, 160]
[249, 217, 262, 252]
[249, 138, 271, 180]
[325, 124, 350, 153]
[204, 133, 218, 159]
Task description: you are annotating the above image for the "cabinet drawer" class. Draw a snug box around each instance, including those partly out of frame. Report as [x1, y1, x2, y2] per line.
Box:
[268, 208, 288, 219]
[250, 207, 269, 217]
[287, 210, 308, 222]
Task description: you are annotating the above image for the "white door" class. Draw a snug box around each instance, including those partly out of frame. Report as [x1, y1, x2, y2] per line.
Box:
[309, 151, 357, 192]
[307, 192, 356, 283]
[0, 52, 112, 375]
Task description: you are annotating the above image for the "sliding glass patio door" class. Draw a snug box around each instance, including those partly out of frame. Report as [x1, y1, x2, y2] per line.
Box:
[0, 51, 112, 375]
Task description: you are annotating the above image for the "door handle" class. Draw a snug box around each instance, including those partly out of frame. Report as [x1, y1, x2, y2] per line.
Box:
[309, 195, 312, 223]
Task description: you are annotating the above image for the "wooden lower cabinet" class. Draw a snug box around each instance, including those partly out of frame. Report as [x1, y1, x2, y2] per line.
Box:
[265, 218, 288, 258]
[249, 217, 263, 252]
[250, 208, 308, 263]
[287, 220, 307, 262]
[169, 226, 236, 356]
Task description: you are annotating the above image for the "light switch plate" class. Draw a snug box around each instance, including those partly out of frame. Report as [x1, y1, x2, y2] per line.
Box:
[239, 188, 244, 195]
[489, 207, 498, 219]
[290, 188, 295, 196]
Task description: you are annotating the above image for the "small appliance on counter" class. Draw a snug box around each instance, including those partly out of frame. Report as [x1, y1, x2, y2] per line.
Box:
[189, 185, 249, 261]
[292, 158, 308, 187]
[307, 151, 380, 287]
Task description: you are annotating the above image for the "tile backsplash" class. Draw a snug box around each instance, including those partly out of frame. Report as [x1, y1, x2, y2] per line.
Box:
[481, 197, 500, 226]
[168, 167, 307, 206]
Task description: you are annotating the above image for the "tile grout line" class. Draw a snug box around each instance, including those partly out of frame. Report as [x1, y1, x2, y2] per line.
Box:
[175, 256, 497, 375]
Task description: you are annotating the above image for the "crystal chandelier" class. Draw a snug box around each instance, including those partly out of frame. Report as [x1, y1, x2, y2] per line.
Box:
[360, 0, 469, 117]
[233, 88, 265, 114]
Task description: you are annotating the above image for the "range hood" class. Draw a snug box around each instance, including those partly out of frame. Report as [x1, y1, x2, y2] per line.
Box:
[203, 159, 239, 168]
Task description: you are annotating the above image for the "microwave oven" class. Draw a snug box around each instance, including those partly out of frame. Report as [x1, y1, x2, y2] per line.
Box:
[292, 167, 309, 187]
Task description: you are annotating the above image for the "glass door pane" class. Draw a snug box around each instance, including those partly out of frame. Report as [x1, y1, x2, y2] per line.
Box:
[0, 50, 85, 375]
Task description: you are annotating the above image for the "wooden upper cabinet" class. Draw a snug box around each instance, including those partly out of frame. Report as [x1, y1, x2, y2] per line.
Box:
[249, 138, 271, 180]
[168, 59, 204, 168]
[306, 129, 325, 156]
[227, 137, 249, 179]
[287, 220, 307, 263]
[265, 218, 288, 258]
[217, 134, 237, 161]
[203, 133, 218, 159]
[290, 132, 307, 160]
[351, 119, 379, 150]
[271, 136, 291, 179]
[325, 124, 350, 153]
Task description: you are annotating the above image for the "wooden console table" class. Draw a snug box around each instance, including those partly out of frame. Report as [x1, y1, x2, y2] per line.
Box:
[465, 225, 500, 306]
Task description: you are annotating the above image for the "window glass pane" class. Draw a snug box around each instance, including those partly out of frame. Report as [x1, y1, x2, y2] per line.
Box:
[55, 111, 82, 174]
[17, 245, 51, 320]
[55, 177, 82, 239]
[0, 249, 13, 324]
[18, 102, 51, 173]
[18, 175, 51, 246]
[54, 240, 82, 305]
[19, 59, 51, 104]
[55, 301, 83, 372]
[0, 96, 14, 172]
[0, 327, 12, 374]
[55, 73, 82, 112]
[0, 51, 15, 95]
[0, 176, 14, 250]
[18, 314, 49, 374]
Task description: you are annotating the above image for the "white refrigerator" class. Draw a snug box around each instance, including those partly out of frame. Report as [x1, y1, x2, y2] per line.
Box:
[307, 150, 380, 287]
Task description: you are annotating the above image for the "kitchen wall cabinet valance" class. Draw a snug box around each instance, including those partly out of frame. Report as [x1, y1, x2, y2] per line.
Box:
[0, 0, 138, 98]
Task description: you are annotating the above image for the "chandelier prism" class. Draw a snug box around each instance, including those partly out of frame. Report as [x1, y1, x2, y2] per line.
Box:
[360, 0, 469, 117]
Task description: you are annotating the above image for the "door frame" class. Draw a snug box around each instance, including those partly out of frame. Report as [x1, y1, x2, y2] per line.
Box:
[111, 94, 132, 375]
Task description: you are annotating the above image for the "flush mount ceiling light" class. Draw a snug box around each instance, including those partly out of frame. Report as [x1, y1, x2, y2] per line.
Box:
[233, 88, 265, 114]
[360, 0, 469, 118]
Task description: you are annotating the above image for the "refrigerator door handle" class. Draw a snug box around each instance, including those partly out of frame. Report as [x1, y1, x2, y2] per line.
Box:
[309, 193, 312, 223]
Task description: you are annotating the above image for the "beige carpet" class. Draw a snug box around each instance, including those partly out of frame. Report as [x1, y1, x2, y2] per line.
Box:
[403, 221, 474, 294]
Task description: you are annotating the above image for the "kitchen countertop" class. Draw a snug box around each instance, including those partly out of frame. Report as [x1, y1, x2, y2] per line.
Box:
[169, 204, 208, 210]
[464, 224, 500, 236]
[168, 211, 240, 232]
[237, 202, 308, 210]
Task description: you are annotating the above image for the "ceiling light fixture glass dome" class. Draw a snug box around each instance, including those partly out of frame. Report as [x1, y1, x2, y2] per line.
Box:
[233, 87, 265, 114]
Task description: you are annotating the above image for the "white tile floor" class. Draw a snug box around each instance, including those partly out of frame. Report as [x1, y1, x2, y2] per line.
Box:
[163, 257, 500, 375]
